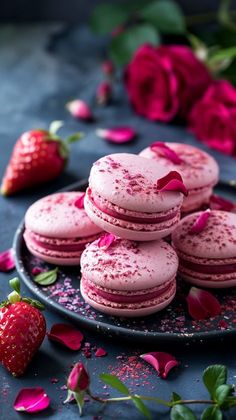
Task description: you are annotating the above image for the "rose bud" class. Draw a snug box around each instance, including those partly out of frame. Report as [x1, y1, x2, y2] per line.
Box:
[66, 99, 93, 121]
[96, 81, 112, 105]
[67, 362, 90, 393]
[101, 60, 114, 77]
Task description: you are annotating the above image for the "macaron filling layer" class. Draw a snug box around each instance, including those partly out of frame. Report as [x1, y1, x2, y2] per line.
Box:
[24, 229, 100, 254]
[83, 277, 173, 304]
[180, 258, 236, 274]
[87, 188, 180, 225]
[82, 276, 176, 308]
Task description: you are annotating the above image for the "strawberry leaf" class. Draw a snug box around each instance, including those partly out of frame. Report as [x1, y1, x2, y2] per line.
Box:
[100, 374, 129, 395]
[34, 267, 58, 286]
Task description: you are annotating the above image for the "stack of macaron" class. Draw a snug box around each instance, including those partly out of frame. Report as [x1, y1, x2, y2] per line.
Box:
[23, 142, 236, 318]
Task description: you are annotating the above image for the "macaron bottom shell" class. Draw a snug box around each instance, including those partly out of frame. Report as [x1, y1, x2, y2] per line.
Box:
[84, 194, 181, 241]
[24, 230, 101, 266]
[80, 276, 176, 317]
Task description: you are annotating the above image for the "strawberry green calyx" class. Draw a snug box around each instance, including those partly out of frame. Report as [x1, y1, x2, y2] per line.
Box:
[0, 278, 45, 310]
[47, 120, 84, 160]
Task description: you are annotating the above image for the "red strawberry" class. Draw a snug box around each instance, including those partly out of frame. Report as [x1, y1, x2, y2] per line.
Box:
[1, 121, 83, 196]
[0, 278, 46, 376]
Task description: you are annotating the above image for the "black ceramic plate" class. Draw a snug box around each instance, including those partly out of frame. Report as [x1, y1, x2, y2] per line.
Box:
[13, 180, 236, 344]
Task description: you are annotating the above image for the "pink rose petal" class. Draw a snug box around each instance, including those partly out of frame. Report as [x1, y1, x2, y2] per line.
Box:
[31, 266, 43, 275]
[186, 287, 221, 320]
[140, 352, 179, 379]
[14, 387, 50, 413]
[189, 210, 211, 234]
[156, 171, 188, 196]
[98, 233, 116, 249]
[150, 142, 182, 164]
[96, 127, 136, 144]
[0, 248, 15, 272]
[95, 347, 107, 357]
[209, 194, 235, 212]
[74, 193, 85, 209]
[66, 99, 93, 121]
[47, 323, 84, 350]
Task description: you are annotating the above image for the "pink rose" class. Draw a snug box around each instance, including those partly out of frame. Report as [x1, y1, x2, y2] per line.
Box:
[124, 44, 211, 122]
[189, 80, 236, 157]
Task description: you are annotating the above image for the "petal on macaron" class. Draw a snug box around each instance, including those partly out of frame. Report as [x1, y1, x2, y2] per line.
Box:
[14, 387, 50, 413]
[189, 209, 211, 235]
[74, 193, 85, 209]
[156, 171, 188, 196]
[209, 194, 235, 212]
[47, 323, 84, 350]
[140, 352, 179, 379]
[150, 142, 182, 164]
[98, 233, 116, 249]
[186, 287, 221, 320]
[0, 248, 15, 272]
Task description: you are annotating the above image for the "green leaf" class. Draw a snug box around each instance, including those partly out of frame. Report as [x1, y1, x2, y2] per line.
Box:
[201, 406, 222, 420]
[140, 0, 186, 34]
[215, 384, 233, 406]
[100, 374, 129, 395]
[221, 395, 236, 409]
[131, 396, 152, 420]
[34, 267, 58, 286]
[171, 392, 182, 403]
[110, 24, 160, 65]
[203, 365, 227, 399]
[171, 404, 197, 420]
[90, 4, 129, 34]
[9, 277, 20, 294]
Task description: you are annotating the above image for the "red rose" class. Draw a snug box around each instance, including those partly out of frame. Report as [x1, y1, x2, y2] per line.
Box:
[124, 44, 211, 122]
[189, 80, 236, 157]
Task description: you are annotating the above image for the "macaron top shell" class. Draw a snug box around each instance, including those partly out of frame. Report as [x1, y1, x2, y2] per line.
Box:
[172, 210, 236, 259]
[80, 238, 178, 290]
[25, 192, 102, 238]
[139, 143, 219, 190]
[89, 153, 183, 212]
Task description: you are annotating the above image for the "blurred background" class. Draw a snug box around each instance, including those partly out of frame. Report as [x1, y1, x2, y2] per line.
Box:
[0, 0, 236, 22]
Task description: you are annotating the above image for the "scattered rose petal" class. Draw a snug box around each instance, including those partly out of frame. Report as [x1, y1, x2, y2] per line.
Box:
[66, 99, 93, 121]
[95, 347, 107, 357]
[74, 193, 85, 209]
[14, 387, 50, 413]
[31, 266, 43, 275]
[186, 287, 221, 320]
[102, 60, 114, 76]
[156, 171, 188, 196]
[210, 194, 235, 212]
[0, 248, 15, 272]
[189, 210, 211, 234]
[96, 127, 136, 144]
[150, 142, 182, 164]
[96, 81, 112, 105]
[218, 319, 228, 329]
[47, 323, 84, 350]
[140, 352, 179, 379]
[98, 233, 116, 249]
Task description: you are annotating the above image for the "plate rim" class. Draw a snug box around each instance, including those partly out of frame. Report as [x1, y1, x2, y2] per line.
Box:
[13, 179, 236, 344]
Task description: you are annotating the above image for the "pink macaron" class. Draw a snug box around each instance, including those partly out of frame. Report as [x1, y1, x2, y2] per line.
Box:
[139, 142, 219, 213]
[80, 235, 178, 317]
[24, 192, 103, 265]
[84, 153, 187, 241]
[172, 210, 236, 288]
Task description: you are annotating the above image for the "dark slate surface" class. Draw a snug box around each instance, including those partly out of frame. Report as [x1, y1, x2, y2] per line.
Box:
[0, 24, 236, 419]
